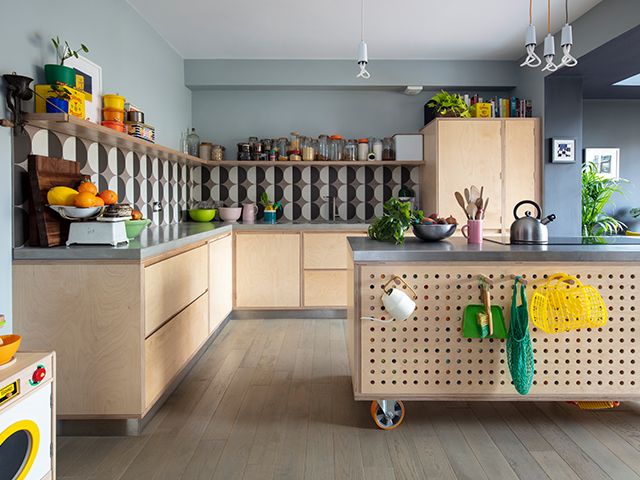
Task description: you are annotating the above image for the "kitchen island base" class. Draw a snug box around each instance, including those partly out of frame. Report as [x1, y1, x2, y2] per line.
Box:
[347, 244, 640, 428]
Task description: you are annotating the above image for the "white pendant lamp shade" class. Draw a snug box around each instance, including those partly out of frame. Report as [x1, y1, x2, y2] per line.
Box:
[356, 0, 371, 79]
[542, 33, 559, 72]
[560, 23, 578, 67]
[521, 24, 542, 67]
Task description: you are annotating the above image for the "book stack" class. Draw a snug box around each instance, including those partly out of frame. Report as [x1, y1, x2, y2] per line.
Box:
[464, 94, 533, 118]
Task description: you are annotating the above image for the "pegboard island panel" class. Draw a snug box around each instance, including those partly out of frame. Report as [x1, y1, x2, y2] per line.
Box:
[349, 263, 639, 401]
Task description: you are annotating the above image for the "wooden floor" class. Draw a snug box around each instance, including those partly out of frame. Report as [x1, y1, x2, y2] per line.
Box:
[57, 319, 640, 480]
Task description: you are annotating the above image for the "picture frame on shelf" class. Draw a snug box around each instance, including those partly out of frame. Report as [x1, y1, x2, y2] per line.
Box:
[64, 55, 102, 124]
[585, 148, 620, 179]
[551, 138, 576, 163]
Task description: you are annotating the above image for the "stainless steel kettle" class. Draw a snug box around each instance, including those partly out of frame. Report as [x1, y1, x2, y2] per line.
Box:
[510, 200, 556, 245]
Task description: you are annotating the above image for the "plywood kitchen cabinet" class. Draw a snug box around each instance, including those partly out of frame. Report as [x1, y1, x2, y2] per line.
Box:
[209, 233, 233, 332]
[304, 270, 348, 307]
[235, 232, 301, 308]
[420, 118, 541, 231]
[13, 240, 222, 424]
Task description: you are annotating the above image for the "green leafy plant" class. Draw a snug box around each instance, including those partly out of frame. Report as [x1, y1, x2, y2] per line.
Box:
[51, 36, 89, 65]
[427, 90, 471, 118]
[259, 192, 282, 211]
[368, 198, 424, 245]
[582, 160, 627, 236]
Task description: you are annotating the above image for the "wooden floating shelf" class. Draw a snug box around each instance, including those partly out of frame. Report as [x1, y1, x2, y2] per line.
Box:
[23, 113, 208, 167]
[22, 114, 424, 168]
[204, 160, 423, 167]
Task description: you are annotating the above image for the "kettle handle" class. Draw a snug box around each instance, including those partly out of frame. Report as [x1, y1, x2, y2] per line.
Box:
[382, 275, 418, 300]
[513, 200, 542, 220]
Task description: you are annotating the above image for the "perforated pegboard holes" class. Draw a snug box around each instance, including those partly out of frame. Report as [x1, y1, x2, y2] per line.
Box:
[359, 266, 639, 397]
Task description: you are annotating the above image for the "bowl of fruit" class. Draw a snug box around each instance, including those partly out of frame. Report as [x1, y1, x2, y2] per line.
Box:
[412, 214, 457, 242]
[47, 181, 119, 220]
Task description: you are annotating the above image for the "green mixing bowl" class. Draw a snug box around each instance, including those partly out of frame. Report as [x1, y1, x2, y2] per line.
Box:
[189, 208, 217, 222]
[125, 219, 152, 239]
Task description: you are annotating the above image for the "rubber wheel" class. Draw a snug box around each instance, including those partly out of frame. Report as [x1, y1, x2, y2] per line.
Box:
[370, 400, 405, 430]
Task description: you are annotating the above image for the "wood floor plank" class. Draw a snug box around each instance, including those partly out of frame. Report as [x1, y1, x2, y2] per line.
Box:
[494, 402, 554, 453]
[594, 410, 640, 452]
[428, 404, 489, 480]
[311, 319, 333, 384]
[450, 407, 519, 480]
[530, 451, 582, 480]
[514, 402, 610, 480]
[364, 467, 397, 480]
[179, 439, 226, 480]
[332, 379, 366, 480]
[251, 321, 287, 386]
[212, 385, 270, 480]
[538, 402, 640, 480]
[304, 382, 336, 480]
[469, 403, 550, 480]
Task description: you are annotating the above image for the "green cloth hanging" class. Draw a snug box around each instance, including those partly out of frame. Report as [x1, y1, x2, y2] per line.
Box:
[507, 278, 535, 395]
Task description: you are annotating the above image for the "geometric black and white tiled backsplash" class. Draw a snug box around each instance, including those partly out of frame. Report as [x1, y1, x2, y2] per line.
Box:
[13, 128, 419, 247]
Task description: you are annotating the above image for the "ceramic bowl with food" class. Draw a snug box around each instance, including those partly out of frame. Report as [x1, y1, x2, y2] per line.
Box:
[412, 223, 457, 242]
[218, 206, 242, 223]
[125, 219, 152, 239]
[189, 208, 217, 222]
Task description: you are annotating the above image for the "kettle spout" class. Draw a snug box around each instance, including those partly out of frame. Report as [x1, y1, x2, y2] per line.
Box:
[541, 214, 556, 225]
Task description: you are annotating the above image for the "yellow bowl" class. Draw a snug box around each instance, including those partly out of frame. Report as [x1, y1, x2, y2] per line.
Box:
[0, 335, 21, 365]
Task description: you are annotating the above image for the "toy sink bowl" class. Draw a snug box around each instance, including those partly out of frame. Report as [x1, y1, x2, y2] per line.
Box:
[125, 219, 152, 239]
[0, 335, 21, 365]
[412, 223, 457, 242]
[189, 208, 217, 222]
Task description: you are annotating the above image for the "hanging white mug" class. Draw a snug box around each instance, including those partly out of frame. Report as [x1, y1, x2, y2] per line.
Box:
[361, 276, 417, 323]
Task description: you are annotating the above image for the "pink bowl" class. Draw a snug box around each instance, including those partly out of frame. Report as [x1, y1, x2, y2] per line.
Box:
[219, 207, 242, 223]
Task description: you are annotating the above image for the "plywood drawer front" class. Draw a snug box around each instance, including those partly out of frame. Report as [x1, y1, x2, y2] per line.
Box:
[303, 232, 367, 270]
[209, 234, 233, 333]
[304, 270, 348, 307]
[144, 293, 208, 408]
[235, 233, 301, 308]
[144, 245, 208, 337]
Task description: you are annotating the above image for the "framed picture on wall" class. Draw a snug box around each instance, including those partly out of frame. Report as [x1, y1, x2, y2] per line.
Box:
[584, 148, 620, 179]
[64, 55, 102, 123]
[551, 138, 576, 163]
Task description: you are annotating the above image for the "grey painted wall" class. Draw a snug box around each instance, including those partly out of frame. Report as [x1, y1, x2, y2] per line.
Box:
[191, 89, 509, 156]
[583, 99, 640, 230]
[0, 0, 192, 333]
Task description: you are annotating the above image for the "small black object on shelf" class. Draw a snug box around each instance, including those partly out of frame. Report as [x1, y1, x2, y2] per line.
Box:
[3, 72, 34, 135]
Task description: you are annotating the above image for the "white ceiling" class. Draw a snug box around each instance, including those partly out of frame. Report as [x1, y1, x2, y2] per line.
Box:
[127, 0, 601, 60]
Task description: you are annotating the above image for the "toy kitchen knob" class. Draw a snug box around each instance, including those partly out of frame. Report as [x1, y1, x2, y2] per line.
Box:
[31, 365, 46, 384]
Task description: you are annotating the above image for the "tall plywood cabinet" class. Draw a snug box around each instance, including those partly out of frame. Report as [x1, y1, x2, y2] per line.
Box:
[420, 118, 541, 231]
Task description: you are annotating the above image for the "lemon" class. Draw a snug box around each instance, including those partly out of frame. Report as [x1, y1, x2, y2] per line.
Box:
[47, 186, 79, 206]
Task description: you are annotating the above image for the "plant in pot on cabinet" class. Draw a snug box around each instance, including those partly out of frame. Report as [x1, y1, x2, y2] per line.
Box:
[259, 192, 282, 224]
[426, 90, 471, 118]
[44, 36, 89, 88]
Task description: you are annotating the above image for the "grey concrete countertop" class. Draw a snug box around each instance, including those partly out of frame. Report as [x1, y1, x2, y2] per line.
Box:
[14, 221, 369, 261]
[348, 236, 640, 263]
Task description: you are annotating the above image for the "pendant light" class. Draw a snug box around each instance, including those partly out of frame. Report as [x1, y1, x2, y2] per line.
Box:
[356, 0, 370, 79]
[560, 0, 578, 67]
[520, 0, 541, 67]
[541, 0, 559, 72]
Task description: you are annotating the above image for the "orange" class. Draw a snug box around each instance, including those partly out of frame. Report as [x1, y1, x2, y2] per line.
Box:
[77, 180, 98, 195]
[131, 209, 143, 220]
[93, 196, 105, 207]
[74, 191, 98, 208]
[98, 190, 118, 205]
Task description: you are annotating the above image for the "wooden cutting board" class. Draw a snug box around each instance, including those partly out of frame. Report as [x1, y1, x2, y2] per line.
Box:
[28, 155, 89, 247]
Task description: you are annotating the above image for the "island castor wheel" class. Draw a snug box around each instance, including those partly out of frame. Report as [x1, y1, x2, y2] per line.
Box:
[370, 399, 405, 430]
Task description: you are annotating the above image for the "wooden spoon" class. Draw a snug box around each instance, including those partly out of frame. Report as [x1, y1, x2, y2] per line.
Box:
[464, 188, 471, 205]
[455, 192, 468, 217]
[482, 197, 489, 219]
[470, 185, 480, 203]
[475, 198, 484, 220]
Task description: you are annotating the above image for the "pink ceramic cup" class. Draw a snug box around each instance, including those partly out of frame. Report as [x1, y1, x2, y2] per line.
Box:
[461, 220, 483, 244]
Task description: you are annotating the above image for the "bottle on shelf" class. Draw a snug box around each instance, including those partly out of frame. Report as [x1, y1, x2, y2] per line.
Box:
[317, 135, 329, 161]
[357, 138, 369, 161]
[329, 135, 344, 161]
[344, 139, 357, 161]
[382, 137, 395, 160]
[186, 128, 200, 157]
[371, 138, 383, 161]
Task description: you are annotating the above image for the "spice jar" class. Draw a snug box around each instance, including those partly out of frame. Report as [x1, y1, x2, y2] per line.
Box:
[302, 137, 316, 161]
[344, 139, 357, 161]
[317, 135, 329, 161]
[329, 135, 344, 161]
[199, 142, 213, 161]
[212, 144, 224, 162]
[382, 137, 395, 160]
[357, 138, 369, 161]
[371, 138, 383, 161]
[277, 137, 289, 161]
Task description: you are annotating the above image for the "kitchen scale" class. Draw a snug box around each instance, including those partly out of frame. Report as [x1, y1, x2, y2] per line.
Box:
[67, 216, 130, 246]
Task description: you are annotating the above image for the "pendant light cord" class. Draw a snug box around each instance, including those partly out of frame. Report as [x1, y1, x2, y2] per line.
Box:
[361, 0, 365, 41]
[566, 0, 569, 23]
[548, 0, 551, 33]
[529, 0, 533, 25]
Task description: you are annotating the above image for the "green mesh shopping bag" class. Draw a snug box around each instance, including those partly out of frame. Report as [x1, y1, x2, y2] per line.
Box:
[507, 278, 534, 395]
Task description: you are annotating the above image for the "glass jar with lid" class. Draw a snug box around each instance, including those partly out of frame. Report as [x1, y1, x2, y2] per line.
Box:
[329, 135, 344, 161]
[343, 139, 357, 161]
[289, 132, 301, 153]
[277, 137, 289, 161]
[357, 138, 369, 161]
[371, 137, 383, 161]
[317, 135, 329, 161]
[302, 137, 316, 161]
[382, 137, 395, 160]
[186, 128, 200, 157]
[212, 144, 224, 162]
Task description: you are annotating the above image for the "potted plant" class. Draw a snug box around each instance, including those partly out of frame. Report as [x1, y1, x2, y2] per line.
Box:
[44, 36, 89, 88]
[426, 90, 471, 118]
[582, 159, 627, 235]
[259, 192, 282, 224]
[45, 84, 73, 114]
